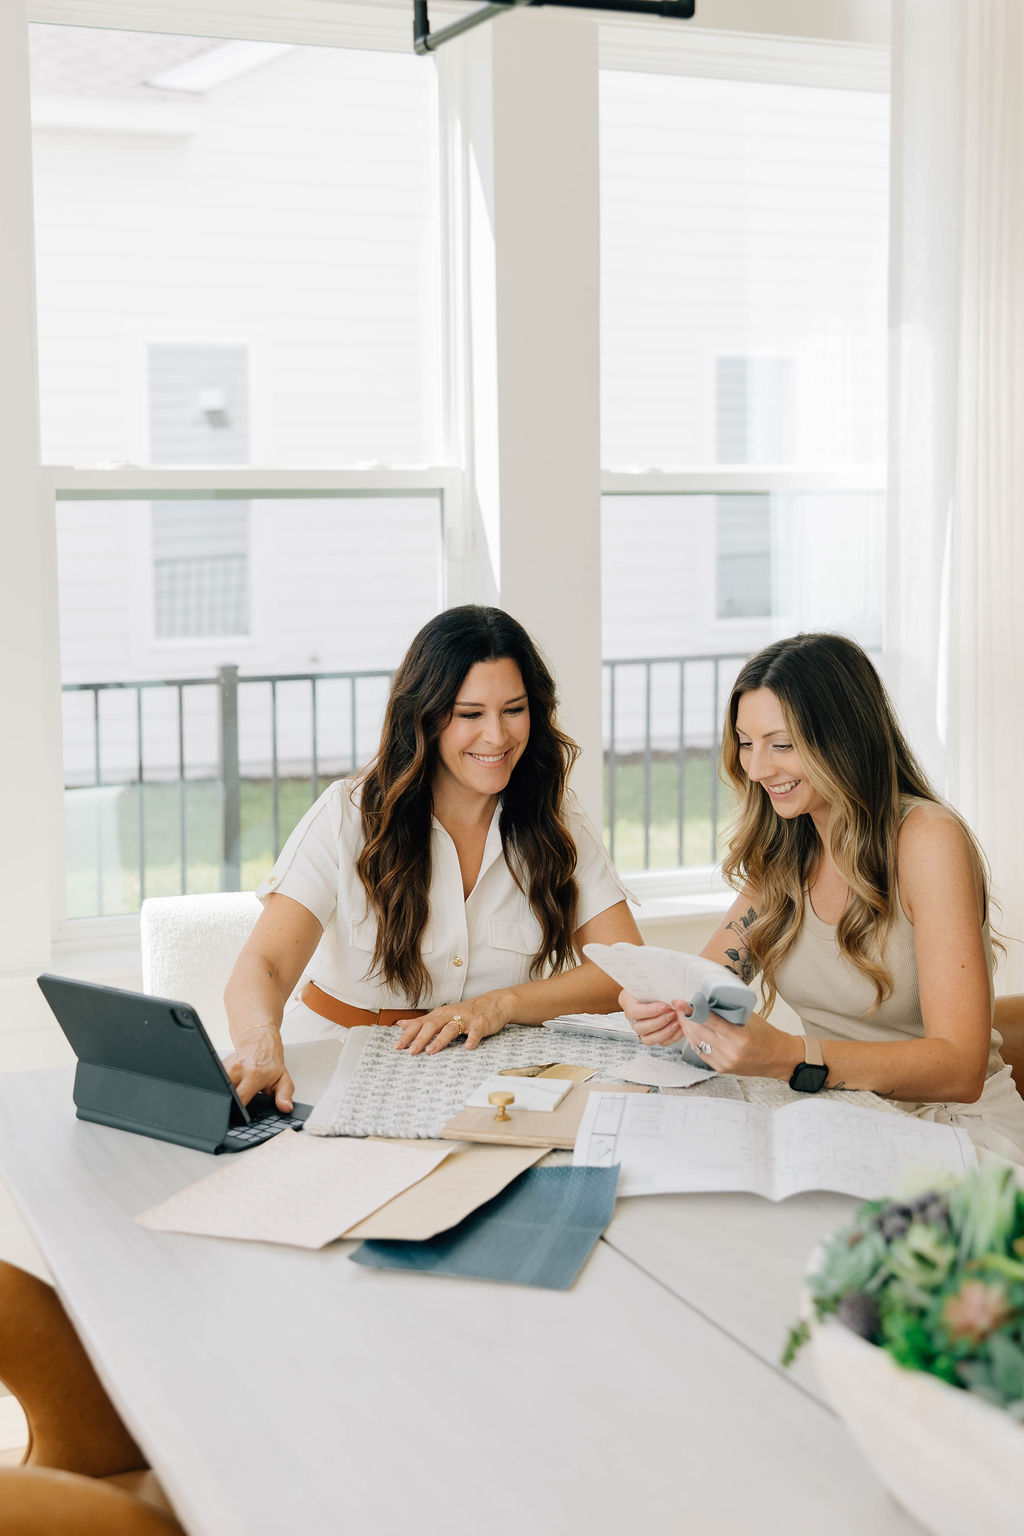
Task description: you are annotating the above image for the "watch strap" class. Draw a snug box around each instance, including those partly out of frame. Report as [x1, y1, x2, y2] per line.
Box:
[802, 1033, 823, 1068]
[788, 1033, 829, 1093]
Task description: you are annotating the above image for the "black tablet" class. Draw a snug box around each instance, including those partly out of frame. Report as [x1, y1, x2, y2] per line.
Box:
[37, 974, 310, 1154]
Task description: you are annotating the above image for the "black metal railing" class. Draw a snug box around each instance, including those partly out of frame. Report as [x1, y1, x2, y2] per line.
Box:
[62, 650, 750, 915]
[602, 652, 748, 869]
[62, 665, 393, 912]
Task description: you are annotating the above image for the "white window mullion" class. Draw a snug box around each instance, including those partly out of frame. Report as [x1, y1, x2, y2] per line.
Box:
[453, 9, 604, 824]
[0, 5, 62, 971]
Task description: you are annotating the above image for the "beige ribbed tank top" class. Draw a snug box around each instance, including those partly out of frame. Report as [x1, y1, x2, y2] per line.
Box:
[772, 798, 1001, 1072]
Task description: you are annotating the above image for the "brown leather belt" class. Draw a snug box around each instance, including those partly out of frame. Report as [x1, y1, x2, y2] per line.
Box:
[300, 980, 428, 1030]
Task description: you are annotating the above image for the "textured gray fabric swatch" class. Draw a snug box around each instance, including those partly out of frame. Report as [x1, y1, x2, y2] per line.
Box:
[349, 1164, 620, 1289]
[307, 1023, 651, 1139]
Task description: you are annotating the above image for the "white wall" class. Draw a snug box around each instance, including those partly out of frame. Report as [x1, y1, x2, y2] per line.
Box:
[0, 2, 61, 980]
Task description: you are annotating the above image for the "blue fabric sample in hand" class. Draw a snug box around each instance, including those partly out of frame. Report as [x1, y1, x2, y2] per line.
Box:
[686, 975, 756, 1026]
[348, 1163, 620, 1290]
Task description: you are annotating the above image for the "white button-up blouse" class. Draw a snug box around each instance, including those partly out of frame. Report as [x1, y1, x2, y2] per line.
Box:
[255, 778, 631, 1010]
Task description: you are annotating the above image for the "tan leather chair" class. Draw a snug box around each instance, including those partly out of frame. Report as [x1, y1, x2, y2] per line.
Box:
[0, 1261, 182, 1534]
[994, 994, 1024, 1094]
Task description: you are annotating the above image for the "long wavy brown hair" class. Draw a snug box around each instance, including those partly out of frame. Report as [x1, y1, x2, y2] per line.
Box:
[355, 606, 582, 1003]
[720, 633, 992, 1016]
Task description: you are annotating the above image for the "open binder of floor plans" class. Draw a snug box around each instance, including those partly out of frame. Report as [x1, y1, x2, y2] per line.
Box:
[573, 1092, 977, 1201]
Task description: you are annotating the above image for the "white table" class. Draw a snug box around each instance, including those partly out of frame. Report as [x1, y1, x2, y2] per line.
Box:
[0, 1055, 924, 1536]
[603, 1186, 858, 1404]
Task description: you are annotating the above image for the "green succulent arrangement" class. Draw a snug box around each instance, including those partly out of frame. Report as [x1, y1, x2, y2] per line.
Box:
[784, 1161, 1024, 1417]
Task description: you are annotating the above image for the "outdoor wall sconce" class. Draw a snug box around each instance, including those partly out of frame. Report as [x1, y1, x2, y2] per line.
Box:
[198, 387, 229, 426]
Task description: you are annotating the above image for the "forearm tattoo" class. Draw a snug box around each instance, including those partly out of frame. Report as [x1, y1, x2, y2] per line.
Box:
[723, 906, 757, 984]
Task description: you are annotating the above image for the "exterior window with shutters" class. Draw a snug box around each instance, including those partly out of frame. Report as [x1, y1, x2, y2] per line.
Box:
[713, 358, 791, 621]
[30, 26, 448, 918]
[599, 62, 888, 876]
[148, 343, 251, 640]
[715, 498, 772, 620]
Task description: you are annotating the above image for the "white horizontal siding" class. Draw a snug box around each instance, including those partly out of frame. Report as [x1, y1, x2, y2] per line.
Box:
[601, 492, 883, 750]
[31, 40, 440, 468]
[600, 71, 888, 470]
[58, 494, 442, 781]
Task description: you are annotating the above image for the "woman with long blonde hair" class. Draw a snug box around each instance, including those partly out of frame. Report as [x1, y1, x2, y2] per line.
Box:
[624, 632, 1024, 1158]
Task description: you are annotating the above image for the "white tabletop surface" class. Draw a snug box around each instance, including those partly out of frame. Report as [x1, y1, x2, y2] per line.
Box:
[0, 1051, 924, 1536]
[603, 1185, 860, 1403]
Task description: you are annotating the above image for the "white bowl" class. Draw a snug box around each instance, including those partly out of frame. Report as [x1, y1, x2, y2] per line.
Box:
[811, 1314, 1024, 1536]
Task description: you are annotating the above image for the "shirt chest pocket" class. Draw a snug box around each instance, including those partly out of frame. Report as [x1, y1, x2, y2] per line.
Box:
[487, 917, 544, 984]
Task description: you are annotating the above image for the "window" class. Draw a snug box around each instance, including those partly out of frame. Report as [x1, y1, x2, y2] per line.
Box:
[149, 343, 252, 639]
[60, 491, 443, 916]
[715, 356, 794, 465]
[153, 501, 250, 639]
[31, 22, 450, 918]
[6, 7, 893, 955]
[715, 497, 771, 620]
[599, 60, 888, 876]
[30, 26, 441, 468]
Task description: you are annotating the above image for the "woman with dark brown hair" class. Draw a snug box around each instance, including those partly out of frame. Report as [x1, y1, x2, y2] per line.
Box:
[623, 632, 1024, 1159]
[224, 606, 640, 1108]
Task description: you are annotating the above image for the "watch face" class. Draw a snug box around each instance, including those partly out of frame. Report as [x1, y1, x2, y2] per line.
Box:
[789, 1061, 829, 1094]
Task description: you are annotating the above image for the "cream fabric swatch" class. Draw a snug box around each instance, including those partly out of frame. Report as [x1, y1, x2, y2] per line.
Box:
[136, 1130, 451, 1249]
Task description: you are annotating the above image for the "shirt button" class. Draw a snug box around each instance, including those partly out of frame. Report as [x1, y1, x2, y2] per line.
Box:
[267, 877, 277, 886]
[452, 956, 464, 967]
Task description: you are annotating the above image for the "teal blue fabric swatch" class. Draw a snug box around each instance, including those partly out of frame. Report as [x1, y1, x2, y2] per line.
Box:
[348, 1163, 620, 1290]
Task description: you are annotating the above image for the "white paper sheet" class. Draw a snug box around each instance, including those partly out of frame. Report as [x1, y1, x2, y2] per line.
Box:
[541, 1011, 637, 1041]
[611, 1053, 716, 1090]
[465, 1074, 572, 1112]
[573, 1092, 977, 1201]
[136, 1130, 452, 1248]
[581, 945, 737, 1006]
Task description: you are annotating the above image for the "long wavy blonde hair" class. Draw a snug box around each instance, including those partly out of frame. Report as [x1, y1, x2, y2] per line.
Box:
[720, 633, 991, 1017]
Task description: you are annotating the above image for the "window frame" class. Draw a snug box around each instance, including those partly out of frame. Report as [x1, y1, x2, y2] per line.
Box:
[597, 19, 889, 899]
[600, 468, 888, 902]
[9, 0, 892, 970]
[23, 2, 464, 953]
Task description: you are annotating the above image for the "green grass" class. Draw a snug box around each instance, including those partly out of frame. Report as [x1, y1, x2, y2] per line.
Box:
[65, 776, 331, 918]
[65, 761, 737, 917]
[604, 752, 735, 875]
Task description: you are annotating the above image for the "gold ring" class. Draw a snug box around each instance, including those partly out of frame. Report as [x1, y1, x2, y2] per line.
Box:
[450, 1015, 465, 1035]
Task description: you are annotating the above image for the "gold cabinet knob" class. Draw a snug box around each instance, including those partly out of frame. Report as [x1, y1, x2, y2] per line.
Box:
[488, 1091, 514, 1123]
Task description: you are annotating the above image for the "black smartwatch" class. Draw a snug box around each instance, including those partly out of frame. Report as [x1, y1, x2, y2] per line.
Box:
[789, 1034, 828, 1093]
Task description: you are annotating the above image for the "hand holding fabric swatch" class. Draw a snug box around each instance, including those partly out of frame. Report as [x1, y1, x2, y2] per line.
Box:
[582, 943, 756, 1024]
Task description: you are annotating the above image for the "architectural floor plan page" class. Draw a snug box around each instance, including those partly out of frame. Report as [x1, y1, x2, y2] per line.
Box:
[573, 1093, 977, 1200]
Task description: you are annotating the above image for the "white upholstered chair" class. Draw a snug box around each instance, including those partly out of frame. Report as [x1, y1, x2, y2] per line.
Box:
[139, 893, 262, 1051]
[139, 892, 331, 1052]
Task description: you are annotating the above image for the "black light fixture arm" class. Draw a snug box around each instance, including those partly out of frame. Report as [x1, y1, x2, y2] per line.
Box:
[414, 0, 695, 55]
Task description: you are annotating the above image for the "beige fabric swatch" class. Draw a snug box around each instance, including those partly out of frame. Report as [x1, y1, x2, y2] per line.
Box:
[345, 1140, 547, 1240]
[136, 1130, 451, 1249]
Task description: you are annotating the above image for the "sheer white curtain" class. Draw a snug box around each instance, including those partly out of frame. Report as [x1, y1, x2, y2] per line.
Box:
[888, 0, 1024, 989]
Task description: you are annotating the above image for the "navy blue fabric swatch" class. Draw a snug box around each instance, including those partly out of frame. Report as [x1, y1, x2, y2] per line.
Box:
[348, 1163, 620, 1290]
